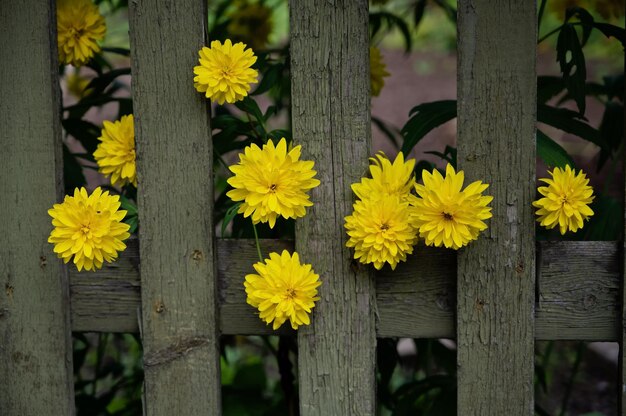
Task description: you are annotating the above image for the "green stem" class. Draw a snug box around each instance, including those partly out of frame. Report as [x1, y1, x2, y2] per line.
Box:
[252, 221, 263, 262]
[538, 21, 582, 44]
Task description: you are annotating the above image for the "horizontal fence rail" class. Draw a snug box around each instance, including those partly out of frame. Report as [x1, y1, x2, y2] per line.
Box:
[69, 239, 621, 341]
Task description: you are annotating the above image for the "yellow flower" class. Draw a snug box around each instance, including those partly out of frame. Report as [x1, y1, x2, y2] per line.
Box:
[370, 46, 390, 97]
[410, 164, 493, 249]
[93, 115, 137, 187]
[533, 165, 594, 235]
[352, 152, 415, 202]
[227, 1, 273, 51]
[227, 138, 320, 228]
[56, 0, 106, 67]
[193, 39, 259, 105]
[66, 72, 92, 98]
[345, 195, 419, 270]
[244, 250, 321, 330]
[48, 187, 131, 272]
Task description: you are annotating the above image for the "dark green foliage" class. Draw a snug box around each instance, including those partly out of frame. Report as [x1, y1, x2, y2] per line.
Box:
[536, 130, 574, 169]
[400, 100, 456, 156]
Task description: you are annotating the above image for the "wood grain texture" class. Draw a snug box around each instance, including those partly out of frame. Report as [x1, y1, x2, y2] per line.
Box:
[538, 241, 620, 340]
[129, 1, 221, 413]
[69, 240, 621, 340]
[289, 1, 376, 414]
[0, 0, 75, 414]
[456, 1, 537, 414]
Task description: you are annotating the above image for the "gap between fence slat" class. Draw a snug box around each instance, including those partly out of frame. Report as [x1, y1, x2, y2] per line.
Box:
[129, 0, 221, 413]
[0, 0, 74, 413]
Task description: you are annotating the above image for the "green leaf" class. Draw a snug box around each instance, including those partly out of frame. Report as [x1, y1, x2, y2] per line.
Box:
[536, 129, 574, 169]
[124, 216, 138, 234]
[221, 202, 242, 237]
[537, 76, 565, 103]
[537, 104, 607, 151]
[584, 194, 621, 240]
[593, 22, 625, 46]
[234, 96, 266, 136]
[372, 116, 401, 149]
[266, 129, 291, 141]
[369, 11, 412, 52]
[556, 23, 587, 114]
[101, 47, 131, 56]
[596, 101, 624, 171]
[85, 67, 131, 97]
[63, 145, 86, 191]
[602, 73, 624, 101]
[432, 0, 457, 22]
[413, 0, 427, 27]
[62, 118, 101, 154]
[565, 7, 594, 46]
[252, 63, 283, 96]
[424, 145, 456, 167]
[119, 195, 138, 216]
[401, 100, 456, 156]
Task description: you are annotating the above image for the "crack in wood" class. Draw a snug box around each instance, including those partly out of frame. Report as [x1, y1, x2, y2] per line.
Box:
[143, 337, 210, 368]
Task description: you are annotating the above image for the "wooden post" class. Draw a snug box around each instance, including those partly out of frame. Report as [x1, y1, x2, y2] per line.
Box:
[456, 1, 537, 414]
[129, 0, 221, 414]
[617, 70, 626, 416]
[290, 1, 377, 414]
[0, 0, 74, 413]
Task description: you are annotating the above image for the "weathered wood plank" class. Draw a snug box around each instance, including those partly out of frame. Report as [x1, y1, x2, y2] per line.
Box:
[0, 0, 74, 413]
[290, 1, 376, 414]
[618, 83, 626, 416]
[129, 0, 221, 413]
[70, 240, 621, 340]
[538, 241, 620, 340]
[456, 1, 537, 414]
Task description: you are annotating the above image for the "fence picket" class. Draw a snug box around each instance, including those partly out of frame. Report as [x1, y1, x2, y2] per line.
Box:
[129, 0, 221, 414]
[621, 85, 626, 415]
[290, 1, 377, 414]
[456, 1, 537, 414]
[0, 0, 74, 413]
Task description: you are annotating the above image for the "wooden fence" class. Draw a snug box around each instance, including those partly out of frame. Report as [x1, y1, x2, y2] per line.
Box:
[0, 0, 624, 415]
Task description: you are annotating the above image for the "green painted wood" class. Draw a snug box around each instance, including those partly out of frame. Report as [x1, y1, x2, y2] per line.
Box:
[290, 1, 376, 414]
[0, 0, 74, 413]
[456, 1, 537, 414]
[69, 240, 621, 341]
[128, 0, 221, 414]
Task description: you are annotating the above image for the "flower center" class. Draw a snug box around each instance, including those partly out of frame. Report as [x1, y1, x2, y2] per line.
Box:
[269, 184, 277, 192]
[220, 67, 234, 79]
[68, 26, 85, 40]
[285, 288, 296, 299]
[380, 223, 390, 231]
[442, 212, 453, 221]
